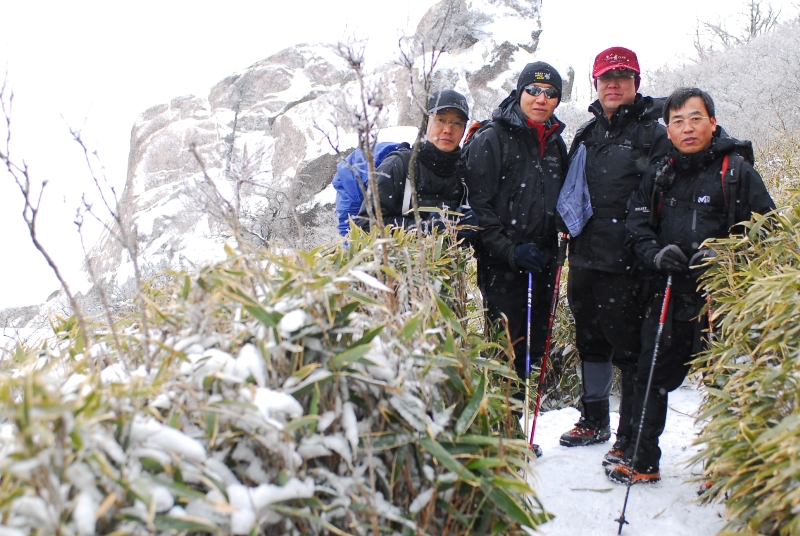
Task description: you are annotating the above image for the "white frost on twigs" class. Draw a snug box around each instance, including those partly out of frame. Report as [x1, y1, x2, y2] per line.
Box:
[389, 392, 432, 433]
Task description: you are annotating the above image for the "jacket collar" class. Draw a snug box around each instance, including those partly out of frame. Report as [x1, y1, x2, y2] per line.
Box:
[669, 126, 742, 172]
[589, 94, 663, 129]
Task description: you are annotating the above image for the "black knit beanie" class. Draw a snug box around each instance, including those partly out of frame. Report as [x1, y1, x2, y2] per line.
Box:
[517, 62, 563, 102]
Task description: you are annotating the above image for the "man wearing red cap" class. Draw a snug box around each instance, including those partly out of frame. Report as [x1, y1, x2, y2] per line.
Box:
[557, 48, 670, 468]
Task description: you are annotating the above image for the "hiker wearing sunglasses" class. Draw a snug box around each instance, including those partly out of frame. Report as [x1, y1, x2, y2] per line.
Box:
[556, 48, 670, 466]
[613, 87, 775, 484]
[463, 62, 568, 423]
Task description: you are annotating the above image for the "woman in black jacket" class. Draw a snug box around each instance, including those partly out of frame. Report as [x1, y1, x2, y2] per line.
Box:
[357, 90, 475, 233]
[463, 62, 568, 407]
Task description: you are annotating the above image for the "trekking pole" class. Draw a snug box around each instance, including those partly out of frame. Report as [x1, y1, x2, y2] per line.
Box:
[705, 293, 715, 343]
[615, 274, 673, 535]
[523, 272, 533, 450]
[529, 233, 568, 451]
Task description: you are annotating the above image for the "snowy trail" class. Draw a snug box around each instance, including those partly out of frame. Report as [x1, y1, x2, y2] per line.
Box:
[527, 381, 727, 536]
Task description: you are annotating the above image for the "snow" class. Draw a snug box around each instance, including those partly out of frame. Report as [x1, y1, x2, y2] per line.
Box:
[350, 269, 392, 292]
[73, 492, 98, 536]
[129, 415, 207, 463]
[277, 310, 308, 336]
[245, 386, 304, 421]
[298, 183, 337, 211]
[528, 380, 727, 536]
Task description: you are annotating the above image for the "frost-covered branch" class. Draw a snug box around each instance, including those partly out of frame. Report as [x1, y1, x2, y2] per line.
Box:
[0, 75, 90, 348]
[71, 130, 149, 363]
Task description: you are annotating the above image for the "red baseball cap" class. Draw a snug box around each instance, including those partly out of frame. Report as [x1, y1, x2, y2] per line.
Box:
[592, 47, 640, 78]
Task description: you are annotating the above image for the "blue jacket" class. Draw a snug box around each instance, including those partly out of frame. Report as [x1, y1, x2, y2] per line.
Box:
[332, 142, 407, 236]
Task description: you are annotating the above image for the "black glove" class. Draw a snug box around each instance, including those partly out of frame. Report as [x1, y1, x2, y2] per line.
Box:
[425, 212, 447, 234]
[455, 208, 479, 240]
[689, 248, 718, 270]
[513, 244, 546, 273]
[652, 244, 689, 273]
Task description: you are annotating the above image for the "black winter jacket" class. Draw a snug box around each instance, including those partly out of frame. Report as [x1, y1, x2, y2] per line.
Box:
[566, 94, 670, 274]
[463, 92, 567, 268]
[625, 127, 775, 294]
[357, 142, 464, 229]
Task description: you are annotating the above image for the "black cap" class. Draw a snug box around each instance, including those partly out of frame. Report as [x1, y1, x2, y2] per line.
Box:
[517, 62, 563, 102]
[427, 90, 469, 119]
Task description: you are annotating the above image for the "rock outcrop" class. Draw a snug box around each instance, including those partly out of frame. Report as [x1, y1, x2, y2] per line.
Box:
[4, 0, 553, 332]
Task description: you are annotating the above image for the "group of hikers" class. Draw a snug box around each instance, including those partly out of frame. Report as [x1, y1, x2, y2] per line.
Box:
[352, 47, 775, 486]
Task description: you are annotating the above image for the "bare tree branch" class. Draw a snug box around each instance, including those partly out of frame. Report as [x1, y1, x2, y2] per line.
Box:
[0, 74, 90, 349]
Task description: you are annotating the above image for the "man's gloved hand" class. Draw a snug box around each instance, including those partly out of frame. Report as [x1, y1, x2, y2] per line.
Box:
[425, 212, 447, 234]
[652, 244, 689, 273]
[514, 244, 546, 273]
[455, 208, 479, 240]
[689, 248, 718, 269]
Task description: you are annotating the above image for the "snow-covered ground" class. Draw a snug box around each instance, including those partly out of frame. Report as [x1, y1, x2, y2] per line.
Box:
[528, 380, 727, 535]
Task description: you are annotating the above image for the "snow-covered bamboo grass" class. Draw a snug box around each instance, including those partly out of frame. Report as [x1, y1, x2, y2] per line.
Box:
[0, 225, 549, 535]
[692, 190, 800, 535]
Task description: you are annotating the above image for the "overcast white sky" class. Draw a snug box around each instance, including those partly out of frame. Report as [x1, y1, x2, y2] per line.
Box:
[1, 0, 795, 309]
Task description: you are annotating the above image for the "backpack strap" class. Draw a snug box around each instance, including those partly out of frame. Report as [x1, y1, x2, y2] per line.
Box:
[722, 154, 744, 229]
[402, 177, 413, 214]
[720, 155, 730, 206]
[390, 149, 414, 215]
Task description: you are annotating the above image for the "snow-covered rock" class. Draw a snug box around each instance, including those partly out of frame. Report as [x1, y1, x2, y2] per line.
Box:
[78, 0, 547, 295]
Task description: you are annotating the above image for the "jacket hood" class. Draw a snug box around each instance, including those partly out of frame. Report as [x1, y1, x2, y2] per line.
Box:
[492, 90, 565, 136]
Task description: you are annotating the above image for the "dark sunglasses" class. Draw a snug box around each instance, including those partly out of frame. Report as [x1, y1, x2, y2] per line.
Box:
[523, 85, 559, 99]
[597, 68, 637, 82]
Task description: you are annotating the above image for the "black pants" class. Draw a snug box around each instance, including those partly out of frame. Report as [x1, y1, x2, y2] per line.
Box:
[568, 267, 644, 435]
[478, 260, 556, 387]
[626, 291, 705, 471]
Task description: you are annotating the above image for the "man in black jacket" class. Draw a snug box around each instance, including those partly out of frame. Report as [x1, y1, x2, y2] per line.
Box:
[609, 87, 775, 484]
[463, 62, 567, 409]
[558, 48, 671, 459]
[357, 90, 476, 233]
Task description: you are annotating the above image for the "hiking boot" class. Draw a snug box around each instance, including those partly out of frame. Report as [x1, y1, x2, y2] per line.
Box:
[559, 417, 611, 447]
[607, 463, 661, 485]
[602, 436, 629, 467]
